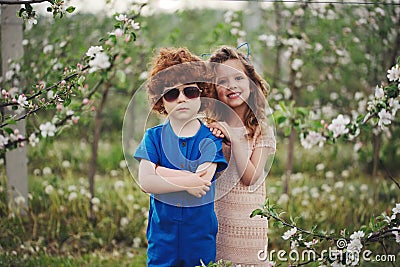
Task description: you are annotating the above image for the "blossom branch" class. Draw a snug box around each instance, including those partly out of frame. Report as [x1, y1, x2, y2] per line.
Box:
[380, 159, 400, 190]
[379, 241, 396, 267]
[0, 0, 48, 4]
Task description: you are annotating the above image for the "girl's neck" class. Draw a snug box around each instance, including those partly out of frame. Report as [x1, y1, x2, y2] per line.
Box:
[226, 105, 248, 127]
[169, 117, 200, 137]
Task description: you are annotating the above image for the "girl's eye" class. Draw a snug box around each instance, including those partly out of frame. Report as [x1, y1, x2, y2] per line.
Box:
[235, 76, 244, 81]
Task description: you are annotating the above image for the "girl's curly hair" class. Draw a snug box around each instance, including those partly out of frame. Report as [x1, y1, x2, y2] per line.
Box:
[207, 46, 270, 138]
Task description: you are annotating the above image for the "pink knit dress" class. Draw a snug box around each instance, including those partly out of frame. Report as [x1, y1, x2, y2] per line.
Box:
[215, 125, 276, 266]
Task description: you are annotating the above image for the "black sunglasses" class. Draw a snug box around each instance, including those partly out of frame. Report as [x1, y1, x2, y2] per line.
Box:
[161, 86, 202, 102]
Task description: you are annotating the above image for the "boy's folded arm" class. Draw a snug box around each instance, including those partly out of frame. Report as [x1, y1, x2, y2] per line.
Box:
[195, 162, 217, 182]
[155, 166, 192, 177]
[138, 159, 210, 194]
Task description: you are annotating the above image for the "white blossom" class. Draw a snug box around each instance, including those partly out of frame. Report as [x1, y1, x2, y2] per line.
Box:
[114, 180, 125, 190]
[315, 43, 323, 52]
[291, 58, 303, 71]
[0, 134, 9, 148]
[300, 131, 326, 149]
[14, 196, 26, 206]
[392, 203, 400, 215]
[304, 239, 318, 248]
[259, 34, 276, 47]
[45, 184, 54, 194]
[387, 64, 400, 82]
[39, 122, 56, 138]
[374, 86, 385, 99]
[347, 238, 363, 252]
[377, 109, 392, 129]
[133, 237, 141, 248]
[68, 192, 78, 201]
[91, 197, 100, 205]
[131, 20, 140, 30]
[115, 14, 127, 21]
[113, 28, 124, 37]
[350, 230, 365, 240]
[389, 98, 400, 116]
[89, 52, 111, 73]
[86, 46, 103, 58]
[282, 227, 297, 240]
[29, 133, 39, 147]
[43, 167, 52, 175]
[5, 70, 14, 81]
[17, 94, 28, 106]
[328, 114, 350, 138]
[43, 44, 54, 54]
[120, 217, 129, 227]
[68, 185, 77, 192]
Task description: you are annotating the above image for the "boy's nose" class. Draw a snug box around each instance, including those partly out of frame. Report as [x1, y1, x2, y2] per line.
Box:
[177, 91, 187, 102]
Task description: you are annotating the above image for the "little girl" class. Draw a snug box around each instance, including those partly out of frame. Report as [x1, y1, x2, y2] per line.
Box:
[207, 46, 276, 266]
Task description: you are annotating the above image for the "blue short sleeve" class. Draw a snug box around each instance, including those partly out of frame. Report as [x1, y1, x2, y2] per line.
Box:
[198, 134, 227, 173]
[134, 129, 159, 165]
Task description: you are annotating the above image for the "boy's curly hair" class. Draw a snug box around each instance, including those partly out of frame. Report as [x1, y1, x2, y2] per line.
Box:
[147, 47, 211, 115]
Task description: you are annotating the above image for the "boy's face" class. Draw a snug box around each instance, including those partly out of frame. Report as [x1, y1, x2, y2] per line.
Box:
[161, 83, 202, 121]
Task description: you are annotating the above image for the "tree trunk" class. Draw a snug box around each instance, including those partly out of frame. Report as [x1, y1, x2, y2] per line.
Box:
[1, 3, 28, 213]
[273, 1, 283, 89]
[284, 127, 295, 194]
[283, 68, 297, 194]
[88, 83, 110, 221]
[372, 132, 381, 177]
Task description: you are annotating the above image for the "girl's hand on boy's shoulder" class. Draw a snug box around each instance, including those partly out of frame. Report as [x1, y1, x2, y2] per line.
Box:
[208, 121, 231, 146]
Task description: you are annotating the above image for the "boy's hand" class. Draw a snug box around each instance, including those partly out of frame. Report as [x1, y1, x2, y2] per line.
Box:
[186, 183, 211, 198]
[186, 171, 210, 198]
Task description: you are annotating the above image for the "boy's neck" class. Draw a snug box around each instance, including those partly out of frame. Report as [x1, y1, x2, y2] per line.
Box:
[169, 117, 200, 137]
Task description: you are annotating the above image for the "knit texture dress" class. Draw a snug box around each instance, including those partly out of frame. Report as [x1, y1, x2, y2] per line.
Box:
[215, 125, 276, 266]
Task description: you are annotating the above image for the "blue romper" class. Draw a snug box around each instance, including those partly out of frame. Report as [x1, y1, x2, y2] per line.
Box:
[134, 120, 227, 267]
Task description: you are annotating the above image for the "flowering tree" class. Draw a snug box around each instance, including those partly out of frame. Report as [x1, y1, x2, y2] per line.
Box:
[0, 0, 143, 211]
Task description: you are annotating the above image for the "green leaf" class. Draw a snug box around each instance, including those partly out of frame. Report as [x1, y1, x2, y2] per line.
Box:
[5, 119, 17, 125]
[279, 101, 288, 113]
[131, 32, 137, 42]
[276, 115, 287, 125]
[18, 8, 26, 18]
[283, 126, 291, 137]
[78, 76, 85, 87]
[116, 69, 126, 83]
[4, 127, 14, 135]
[64, 98, 71, 107]
[250, 209, 263, 218]
[296, 107, 309, 117]
[385, 84, 399, 98]
[66, 6, 76, 13]
[25, 3, 33, 13]
[273, 221, 285, 228]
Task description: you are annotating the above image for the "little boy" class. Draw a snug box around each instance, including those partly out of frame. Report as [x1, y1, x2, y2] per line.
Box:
[134, 47, 227, 267]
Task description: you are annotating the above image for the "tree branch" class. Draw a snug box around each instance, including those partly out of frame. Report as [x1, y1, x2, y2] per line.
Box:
[0, 0, 49, 4]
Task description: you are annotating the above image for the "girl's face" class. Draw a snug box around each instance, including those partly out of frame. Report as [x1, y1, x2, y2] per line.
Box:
[215, 59, 251, 110]
[161, 83, 202, 121]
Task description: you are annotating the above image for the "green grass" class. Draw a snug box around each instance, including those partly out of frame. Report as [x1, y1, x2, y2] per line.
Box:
[0, 137, 398, 266]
